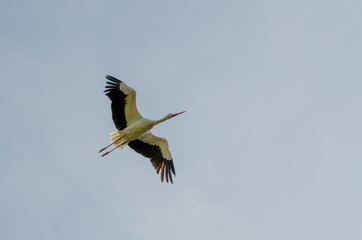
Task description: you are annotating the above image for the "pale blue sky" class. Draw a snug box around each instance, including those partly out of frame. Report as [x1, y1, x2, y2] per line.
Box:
[1, 1, 362, 239]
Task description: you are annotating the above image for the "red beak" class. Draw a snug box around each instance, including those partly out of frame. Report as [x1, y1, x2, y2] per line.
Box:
[171, 111, 186, 117]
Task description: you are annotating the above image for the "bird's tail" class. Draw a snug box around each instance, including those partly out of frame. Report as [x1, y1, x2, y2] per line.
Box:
[110, 131, 127, 149]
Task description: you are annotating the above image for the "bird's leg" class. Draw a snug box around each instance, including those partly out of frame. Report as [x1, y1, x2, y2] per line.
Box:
[99, 136, 123, 153]
[100, 145, 120, 157]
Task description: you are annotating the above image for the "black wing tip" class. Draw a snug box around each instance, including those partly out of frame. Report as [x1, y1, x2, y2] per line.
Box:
[106, 75, 122, 84]
[159, 160, 176, 184]
[104, 76, 123, 96]
[171, 162, 176, 176]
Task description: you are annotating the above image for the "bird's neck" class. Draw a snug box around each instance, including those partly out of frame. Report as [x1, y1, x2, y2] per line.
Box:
[153, 115, 170, 126]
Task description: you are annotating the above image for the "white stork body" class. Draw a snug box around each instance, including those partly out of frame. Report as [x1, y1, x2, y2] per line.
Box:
[111, 119, 155, 148]
[99, 75, 185, 183]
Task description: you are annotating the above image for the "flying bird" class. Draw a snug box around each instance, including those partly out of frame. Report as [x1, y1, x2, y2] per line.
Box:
[99, 75, 185, 183]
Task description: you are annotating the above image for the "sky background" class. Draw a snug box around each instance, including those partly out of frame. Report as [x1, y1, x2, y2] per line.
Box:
[1, 0, 362, 239]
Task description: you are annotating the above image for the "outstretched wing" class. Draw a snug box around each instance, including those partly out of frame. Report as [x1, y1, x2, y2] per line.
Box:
[104, 75, 142, 130]
[128, 132, 176, 183]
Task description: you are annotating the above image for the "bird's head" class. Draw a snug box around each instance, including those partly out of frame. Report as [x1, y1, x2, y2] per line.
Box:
[156, 111, 185, 125]
[167, 111, 186, 119]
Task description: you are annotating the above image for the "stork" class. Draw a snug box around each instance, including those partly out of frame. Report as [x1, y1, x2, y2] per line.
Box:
[99, 75, 185, 183]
